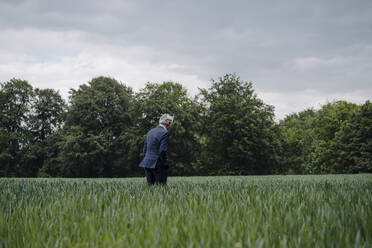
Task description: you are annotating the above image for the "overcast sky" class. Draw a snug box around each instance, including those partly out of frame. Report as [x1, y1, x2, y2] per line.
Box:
[1, 0, 371, 119]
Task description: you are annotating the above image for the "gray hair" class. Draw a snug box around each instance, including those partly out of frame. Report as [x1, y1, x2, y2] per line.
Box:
[159, 113, 174, 126]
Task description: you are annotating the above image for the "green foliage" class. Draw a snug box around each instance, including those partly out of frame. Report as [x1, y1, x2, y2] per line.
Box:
[1, 175, 371, 247]
[0, 79, 66, 177]
[0, 79, 33, 134]
[57, 76, 132, 177]
[278, 109, 317, 174]
[277, 101, 372, 174]
[1, 75, 371, 177]
[66, 76, 131, 136]
[0, 129, 18, 177]
[0, 79, 34, 176]
[37, 133, 64, 177]
[128, 81, 203, 176]
[309, 101, 358, 173]
[27, 88, 66, 177]
[200, 74, 278, 175]
[312, 101, 359, 141]
[30, 88, 66, 142]
[331, 101, 372, 173]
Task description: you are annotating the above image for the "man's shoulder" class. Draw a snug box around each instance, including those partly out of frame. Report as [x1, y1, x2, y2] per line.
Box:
[148, 126, 167, 135]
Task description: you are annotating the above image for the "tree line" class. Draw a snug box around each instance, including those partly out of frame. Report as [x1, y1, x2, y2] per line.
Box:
[1, 74, 371, 177]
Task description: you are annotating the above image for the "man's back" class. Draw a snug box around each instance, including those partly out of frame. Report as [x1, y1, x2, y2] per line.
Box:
[139, 114, 173, 185]
[139, 126, 169, 169]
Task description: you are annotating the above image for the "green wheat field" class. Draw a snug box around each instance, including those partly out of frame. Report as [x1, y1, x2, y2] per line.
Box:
[1, 175, 371, 247]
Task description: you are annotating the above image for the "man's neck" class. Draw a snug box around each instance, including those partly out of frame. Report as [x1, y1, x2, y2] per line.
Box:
[159, 124, 168, 131]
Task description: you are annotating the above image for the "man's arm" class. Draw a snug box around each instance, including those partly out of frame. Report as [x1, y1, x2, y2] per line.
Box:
[159, 132, 169, 154]
[159, 132, 170, 167]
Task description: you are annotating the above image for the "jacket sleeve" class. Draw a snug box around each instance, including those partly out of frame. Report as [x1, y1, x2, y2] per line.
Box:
[159, 132, 169, 154]
[159, 132, 170, 167]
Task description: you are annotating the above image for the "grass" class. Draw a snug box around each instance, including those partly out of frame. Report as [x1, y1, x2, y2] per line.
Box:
[1, 174, 371, 247]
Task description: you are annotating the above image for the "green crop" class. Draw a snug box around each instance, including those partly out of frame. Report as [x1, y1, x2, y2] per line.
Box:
[1, 175, 371, 247]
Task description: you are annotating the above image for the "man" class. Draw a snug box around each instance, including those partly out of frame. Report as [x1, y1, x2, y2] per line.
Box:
[139, 114, 174, 185]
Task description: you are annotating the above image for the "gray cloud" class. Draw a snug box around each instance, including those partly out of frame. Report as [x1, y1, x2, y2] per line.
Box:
[0, 0, 371, 118]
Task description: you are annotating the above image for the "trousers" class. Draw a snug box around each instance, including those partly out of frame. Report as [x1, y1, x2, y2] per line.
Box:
[144, 161, 169, 185]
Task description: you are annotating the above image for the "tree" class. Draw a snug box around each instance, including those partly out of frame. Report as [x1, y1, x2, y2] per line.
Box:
[200, 74, 278, 175]
[25, 88, 66, 177]
[128, 81, 203, 176]
[30, 88, 66, 142]
[0, 79, 34, 176]
[309, 101, 359, 173]
[57, 76, 132, 177]
[277, 109, 317, 174]
[331, 101, 372, 173]
[278, 101, 364, 174]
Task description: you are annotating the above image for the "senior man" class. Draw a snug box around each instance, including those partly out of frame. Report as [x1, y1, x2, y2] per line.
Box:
[139, 114, 174, 185]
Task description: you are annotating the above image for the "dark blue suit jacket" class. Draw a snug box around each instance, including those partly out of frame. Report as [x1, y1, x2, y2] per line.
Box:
[139, 126, 169, 169]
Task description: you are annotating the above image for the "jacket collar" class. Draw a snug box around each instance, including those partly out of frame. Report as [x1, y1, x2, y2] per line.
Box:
[159, 124, 168, 132]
